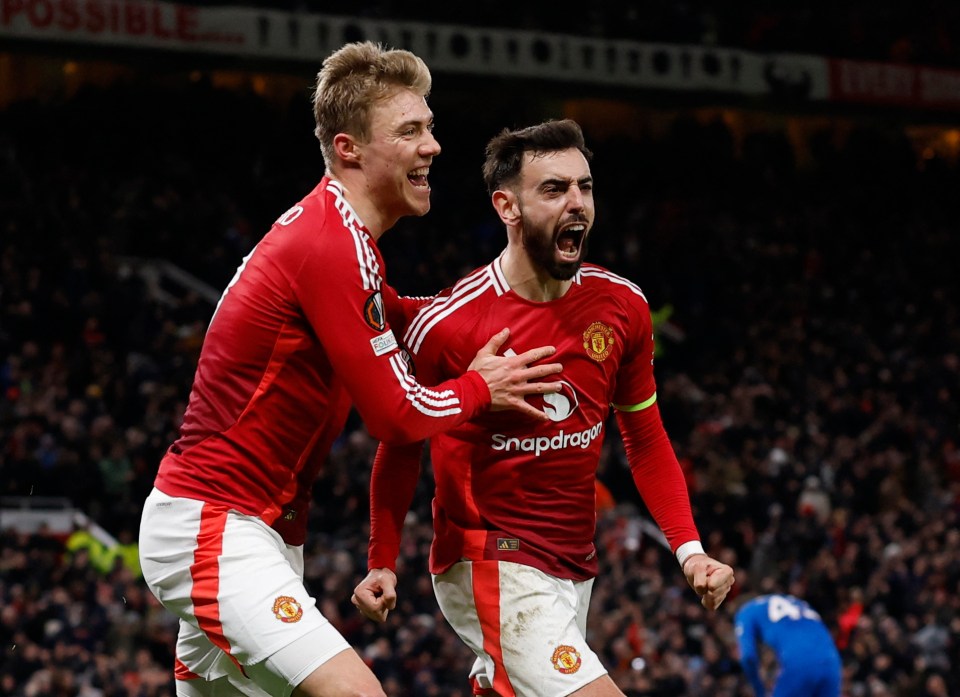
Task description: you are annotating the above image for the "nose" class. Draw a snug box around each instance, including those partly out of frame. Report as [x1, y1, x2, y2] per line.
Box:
[420, 130, 441, 157]
[566, 184, 585, 211]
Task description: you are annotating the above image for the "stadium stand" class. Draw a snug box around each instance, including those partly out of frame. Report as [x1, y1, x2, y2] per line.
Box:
[179, 0, 960, 69]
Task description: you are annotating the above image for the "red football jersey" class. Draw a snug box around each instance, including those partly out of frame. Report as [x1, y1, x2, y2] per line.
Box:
[154, 177, 489, 545]
[370, 256, 698, 580]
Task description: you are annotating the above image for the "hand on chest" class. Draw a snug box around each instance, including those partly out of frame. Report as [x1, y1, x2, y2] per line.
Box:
[477, 312, 624, 426]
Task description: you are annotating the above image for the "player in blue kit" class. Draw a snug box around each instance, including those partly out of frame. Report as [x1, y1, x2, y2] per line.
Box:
[734, 593, 843, 697]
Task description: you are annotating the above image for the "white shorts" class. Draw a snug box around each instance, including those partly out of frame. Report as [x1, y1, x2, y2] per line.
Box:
[433, 560, 607, 697]
[139, 488, 350, 697]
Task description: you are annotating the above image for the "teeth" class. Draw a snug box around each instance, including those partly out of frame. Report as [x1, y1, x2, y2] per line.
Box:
[409, 167, 429, 177]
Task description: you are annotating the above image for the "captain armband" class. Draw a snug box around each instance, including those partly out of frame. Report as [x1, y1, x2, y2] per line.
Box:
[611, 392, 657, 412]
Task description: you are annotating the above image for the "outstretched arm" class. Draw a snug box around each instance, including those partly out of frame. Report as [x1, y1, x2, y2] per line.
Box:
[298, 222, 561, 443]
[387, 288, 564, 421]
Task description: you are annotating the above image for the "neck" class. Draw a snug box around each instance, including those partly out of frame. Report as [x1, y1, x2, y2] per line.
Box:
[327, 171, 394, 239]
[499, 246, 572, 302]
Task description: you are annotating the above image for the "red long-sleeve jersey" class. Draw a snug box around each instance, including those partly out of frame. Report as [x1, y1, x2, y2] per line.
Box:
[368, 257, 699, 581]
[154, 177, 489, 545]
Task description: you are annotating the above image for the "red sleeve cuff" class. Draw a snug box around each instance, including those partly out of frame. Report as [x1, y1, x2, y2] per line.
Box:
[459, 370, 491, 417]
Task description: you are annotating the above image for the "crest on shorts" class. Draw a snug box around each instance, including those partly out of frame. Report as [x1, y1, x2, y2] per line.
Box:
[272, 596, 303, 623]
[582, 322, 615, 362]
[551, 644, 582, 674]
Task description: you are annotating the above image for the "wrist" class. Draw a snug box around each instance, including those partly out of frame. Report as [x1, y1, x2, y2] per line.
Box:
[368, 561, 397, 573]
[675, 540, 705, 570]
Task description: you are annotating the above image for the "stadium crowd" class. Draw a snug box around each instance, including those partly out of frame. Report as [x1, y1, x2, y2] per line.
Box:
[1, 81, 959, 696]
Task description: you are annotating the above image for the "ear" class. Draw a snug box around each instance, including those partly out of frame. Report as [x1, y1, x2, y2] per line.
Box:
[332, 132, 361, 165]
[492, 189, 520, 227]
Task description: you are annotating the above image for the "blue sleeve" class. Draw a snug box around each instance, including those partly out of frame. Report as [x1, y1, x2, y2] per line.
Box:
[736, 606, 766, 697]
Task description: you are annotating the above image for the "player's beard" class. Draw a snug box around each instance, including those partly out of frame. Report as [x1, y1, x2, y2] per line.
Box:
[520, 212, 589, 281]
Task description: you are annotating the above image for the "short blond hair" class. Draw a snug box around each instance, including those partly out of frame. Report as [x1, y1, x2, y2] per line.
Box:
[312, 41, 432, 170]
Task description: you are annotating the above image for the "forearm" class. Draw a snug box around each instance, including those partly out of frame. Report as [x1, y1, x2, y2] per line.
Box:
[368, 441, 424, 570]
[616, 404, 699, 553]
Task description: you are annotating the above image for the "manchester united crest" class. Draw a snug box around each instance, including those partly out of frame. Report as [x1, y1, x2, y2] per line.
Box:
[272, 596, 303, 623]
[583, 321, 615, 362]
[551, 645, 582, 674]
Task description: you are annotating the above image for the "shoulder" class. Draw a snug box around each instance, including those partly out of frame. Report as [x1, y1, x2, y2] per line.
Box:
[274, 180, 383, 277]
[271, 180, 365, 244]
[402, 263, 500, 354]
[313, 179, 367, 242]
[577, 264, 649, 306]
[576, 265, 652, 338]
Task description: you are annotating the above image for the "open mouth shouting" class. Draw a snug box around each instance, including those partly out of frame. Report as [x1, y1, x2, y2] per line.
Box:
[556, 222, 588, 260]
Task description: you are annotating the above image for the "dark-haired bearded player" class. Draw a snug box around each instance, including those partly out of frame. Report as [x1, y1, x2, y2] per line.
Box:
[353, 119, 734, 697]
